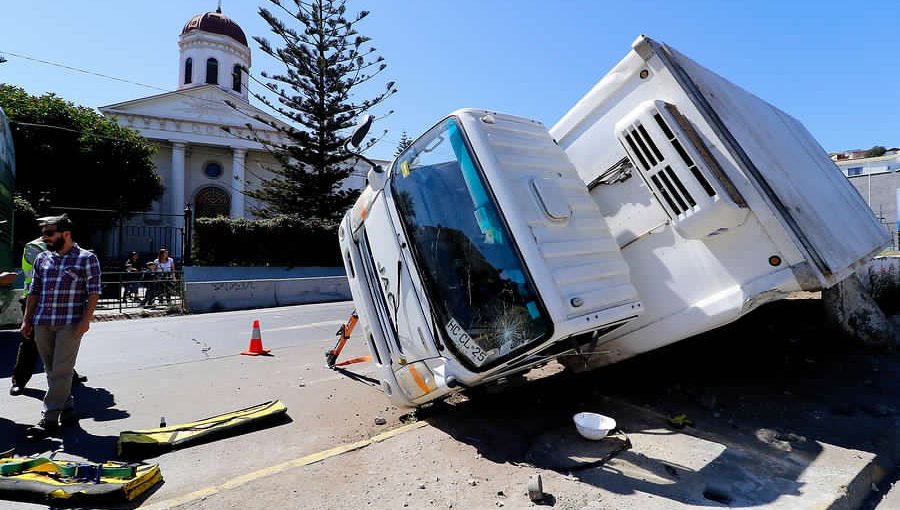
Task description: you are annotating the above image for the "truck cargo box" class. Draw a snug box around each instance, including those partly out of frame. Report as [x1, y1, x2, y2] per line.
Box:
[551, 35, 889, 369]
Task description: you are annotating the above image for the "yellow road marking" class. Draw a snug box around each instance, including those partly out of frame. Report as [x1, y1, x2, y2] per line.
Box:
[143, 420, 428, 510]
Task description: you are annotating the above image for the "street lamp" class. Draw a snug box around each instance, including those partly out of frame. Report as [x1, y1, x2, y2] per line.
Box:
[183, 203, 193, 266]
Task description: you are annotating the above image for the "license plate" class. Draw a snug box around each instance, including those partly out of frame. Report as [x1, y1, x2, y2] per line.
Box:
[445, 317, 489, 366]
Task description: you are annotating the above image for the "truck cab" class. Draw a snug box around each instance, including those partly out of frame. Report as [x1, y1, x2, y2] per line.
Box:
[339, 111, 642, 407]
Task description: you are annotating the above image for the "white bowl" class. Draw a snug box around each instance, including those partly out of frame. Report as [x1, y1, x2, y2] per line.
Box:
[573, 412, 616, 440]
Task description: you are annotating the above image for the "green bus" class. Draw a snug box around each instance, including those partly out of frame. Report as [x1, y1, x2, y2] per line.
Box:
[0, 107, 14, 271]
[0, 106, 18, 322]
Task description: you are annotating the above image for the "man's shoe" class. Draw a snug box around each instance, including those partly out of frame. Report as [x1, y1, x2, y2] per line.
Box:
[9, 385, 22, 396]
[25, 419, 60, 440]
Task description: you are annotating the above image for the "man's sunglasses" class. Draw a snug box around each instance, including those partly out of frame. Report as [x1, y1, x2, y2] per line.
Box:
[41, 229, 60, 236]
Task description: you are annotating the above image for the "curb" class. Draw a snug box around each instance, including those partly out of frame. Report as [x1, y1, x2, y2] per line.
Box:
[822, 417, 900, 510]
[862, 421, 900, 509]
[93, 309, 183, 322]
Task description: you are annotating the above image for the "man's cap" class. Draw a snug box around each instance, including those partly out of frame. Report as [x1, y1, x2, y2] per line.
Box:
[38, 214, 73, 231]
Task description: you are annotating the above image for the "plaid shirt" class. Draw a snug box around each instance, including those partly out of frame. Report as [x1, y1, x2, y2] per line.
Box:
[30, 243, 101, 325]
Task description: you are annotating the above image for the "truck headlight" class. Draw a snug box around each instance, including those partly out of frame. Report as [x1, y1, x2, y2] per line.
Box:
[394, 361, 438, 400]
[350, 186, 377, 238]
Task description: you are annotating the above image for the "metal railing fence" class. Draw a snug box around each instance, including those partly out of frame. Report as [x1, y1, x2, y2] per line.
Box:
[96, 270, 184, 313]
[880, 221, 899, 252]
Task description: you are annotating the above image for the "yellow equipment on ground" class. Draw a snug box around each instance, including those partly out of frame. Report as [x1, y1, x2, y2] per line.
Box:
[0, 455, 161, 504]
[118, 399, 289, 457]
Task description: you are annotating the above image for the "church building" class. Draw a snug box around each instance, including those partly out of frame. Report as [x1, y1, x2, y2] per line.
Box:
[98, 7, 375, 260]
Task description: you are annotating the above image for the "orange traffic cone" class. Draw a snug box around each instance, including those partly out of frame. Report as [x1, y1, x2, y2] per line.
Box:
[241, 320, 271, 356]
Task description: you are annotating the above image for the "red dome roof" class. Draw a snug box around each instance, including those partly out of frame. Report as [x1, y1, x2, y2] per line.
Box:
[182, 9, 247, 46]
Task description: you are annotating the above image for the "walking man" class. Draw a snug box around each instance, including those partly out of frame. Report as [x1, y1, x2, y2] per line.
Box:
[10, 223, 85, 396]
[20, 214, 100, 435]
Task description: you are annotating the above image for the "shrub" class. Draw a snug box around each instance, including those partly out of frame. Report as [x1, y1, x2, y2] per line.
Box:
[867, 262, 899, 315]
[193, 215, 341, 267]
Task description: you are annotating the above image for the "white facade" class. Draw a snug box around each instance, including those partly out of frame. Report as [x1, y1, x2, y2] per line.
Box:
[98, 9, 383, 259]
[834, 151, 900, 177]
[100, 85, 286, 231]
[834, 152, 900, 249]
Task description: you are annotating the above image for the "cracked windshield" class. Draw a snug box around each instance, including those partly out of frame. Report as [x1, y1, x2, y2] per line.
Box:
[390, 117, 549, 369]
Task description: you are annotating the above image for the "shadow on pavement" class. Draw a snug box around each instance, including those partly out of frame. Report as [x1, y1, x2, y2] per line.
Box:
[422, 298, 899, 507]
[54, 421, 121, 462]
[334, 366, 380, 387]
[19, 387, 45, 400]
[0, 417, 39, 454]
[73, 384, 131, 422]
[4, 384, 130, 461]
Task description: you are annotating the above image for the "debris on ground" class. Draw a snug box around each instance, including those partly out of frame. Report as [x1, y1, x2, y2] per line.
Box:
[527, 473, 543, 502]
[668, 414, 694, 429]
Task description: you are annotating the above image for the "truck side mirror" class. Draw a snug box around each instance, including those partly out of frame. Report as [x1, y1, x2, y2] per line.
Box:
[345, 115, 383, 180]
[349, 115, 373, 149]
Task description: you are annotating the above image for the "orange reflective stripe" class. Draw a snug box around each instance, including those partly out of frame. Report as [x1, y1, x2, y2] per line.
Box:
[406, 364, 430, 394]
[334, 355, 371, 367]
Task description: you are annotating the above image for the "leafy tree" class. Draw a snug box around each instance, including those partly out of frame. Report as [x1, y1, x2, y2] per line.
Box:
[0, 84, 163, 224]
[12, 195, 38, 258]
[394, 130, 413, 157]
[864, 145, 887, 158]
[242, 0, 396, 220]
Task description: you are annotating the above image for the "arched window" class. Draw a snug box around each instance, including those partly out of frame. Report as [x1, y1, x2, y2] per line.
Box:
[205, 58, 218, 85]
[184, 58, 193, 85]
[232, 64, 242, 92]
[194, 186, 230, 218]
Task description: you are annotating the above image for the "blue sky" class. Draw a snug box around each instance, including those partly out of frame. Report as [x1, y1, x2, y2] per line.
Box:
[1, 1, 896, 162]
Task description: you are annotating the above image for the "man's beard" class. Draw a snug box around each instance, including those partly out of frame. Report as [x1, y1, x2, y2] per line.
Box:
[47, 237, 65, 251]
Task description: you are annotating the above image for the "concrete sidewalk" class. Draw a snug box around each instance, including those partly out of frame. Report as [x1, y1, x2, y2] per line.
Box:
[158, 364, 900, 509]
[874, 482, 900, 510]
[167, 385, 900, 510]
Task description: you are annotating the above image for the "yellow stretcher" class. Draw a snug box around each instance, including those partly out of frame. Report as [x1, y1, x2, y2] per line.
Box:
[0, 455, 161, 504]
[118, 399, 289, 457]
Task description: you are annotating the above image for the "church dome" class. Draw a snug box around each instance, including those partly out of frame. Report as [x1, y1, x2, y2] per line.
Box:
[181, 8, 248, 46]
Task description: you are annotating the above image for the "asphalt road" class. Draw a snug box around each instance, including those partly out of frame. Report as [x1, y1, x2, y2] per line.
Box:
[1, 301, 413, 509]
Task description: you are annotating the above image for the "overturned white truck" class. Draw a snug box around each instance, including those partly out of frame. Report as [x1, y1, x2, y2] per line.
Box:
[338, 35, 889, 407]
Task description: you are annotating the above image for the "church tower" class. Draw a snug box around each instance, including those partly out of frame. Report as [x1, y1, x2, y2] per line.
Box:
[178, 6, 250, 101]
